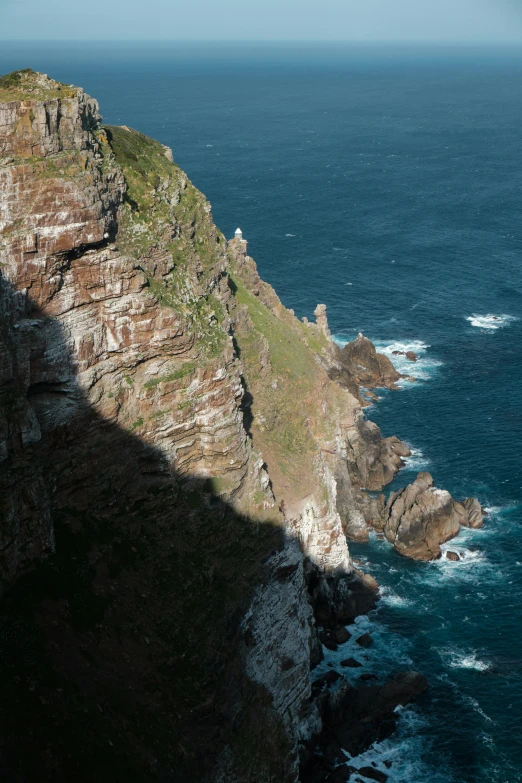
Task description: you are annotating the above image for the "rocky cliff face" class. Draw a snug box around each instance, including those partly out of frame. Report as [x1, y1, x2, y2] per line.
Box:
[0, 70, 409, 782]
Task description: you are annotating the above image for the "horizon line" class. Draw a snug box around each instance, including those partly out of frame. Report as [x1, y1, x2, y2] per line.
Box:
[2, 39, 522, 45]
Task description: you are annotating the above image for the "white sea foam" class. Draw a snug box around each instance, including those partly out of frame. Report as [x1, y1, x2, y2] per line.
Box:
[464, 696, 494, 723]
[483, 502, 520, 519]
[466, 313, 517, 331]
[316, 612, 413, 683]
[438, 647, 490, 672]
[402, 446, 431, 472]
[413, 537, 500, 589]
[373, 339, 442, 382]
[439, 542, 486, 565]
[380, 586, 413, 608]
[338, 706, 453, 783]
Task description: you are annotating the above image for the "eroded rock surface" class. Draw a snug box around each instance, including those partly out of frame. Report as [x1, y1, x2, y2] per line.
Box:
[333, 333, 402, 393]
[371, 472, 482, 560]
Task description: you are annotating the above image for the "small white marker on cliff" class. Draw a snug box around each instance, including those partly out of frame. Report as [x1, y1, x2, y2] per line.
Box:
[235, 227, 243, 241]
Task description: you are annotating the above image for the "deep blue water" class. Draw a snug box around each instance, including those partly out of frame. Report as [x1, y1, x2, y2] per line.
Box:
[1, 42, 522, 782]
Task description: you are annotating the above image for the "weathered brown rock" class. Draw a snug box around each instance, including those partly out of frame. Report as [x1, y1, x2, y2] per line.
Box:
[314, 303, 331, 337]
[338, 334, 401, 390]
[380, 474, 485, 560]
[461, 497, 484, 529]
[446, 551, 460, 562]
[0, 69, 444, 783]
[0, 71, 326, 782]
[381, 473, 471, 560]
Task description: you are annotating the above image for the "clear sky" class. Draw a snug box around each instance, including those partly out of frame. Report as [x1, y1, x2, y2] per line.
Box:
[2, 0, 522, 42]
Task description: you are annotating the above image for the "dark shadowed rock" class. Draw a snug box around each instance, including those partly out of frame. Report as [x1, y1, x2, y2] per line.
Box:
[356, 633, 373, 648]
[312, 571, 379, 628]
[325, 767, 352, 782]
[357, 766, 388, 782]
[332, 626, 351, 645]
[311, 629, 324, 669]
[320, 671, 427, 758]
[341, 658, 363, 668]
[314, 670, 342, 689]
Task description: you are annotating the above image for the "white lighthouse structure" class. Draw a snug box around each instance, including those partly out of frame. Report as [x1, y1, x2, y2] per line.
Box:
[231, 227, 247, 257]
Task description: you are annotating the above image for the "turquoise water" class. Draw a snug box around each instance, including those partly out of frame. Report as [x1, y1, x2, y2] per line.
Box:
[1, 42, 522, 782]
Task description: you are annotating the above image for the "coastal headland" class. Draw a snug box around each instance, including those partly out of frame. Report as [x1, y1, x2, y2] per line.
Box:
[0, 69, 481, 782]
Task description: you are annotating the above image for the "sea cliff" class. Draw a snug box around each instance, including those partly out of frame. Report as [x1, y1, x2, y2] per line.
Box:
[0, 69, 452, 781]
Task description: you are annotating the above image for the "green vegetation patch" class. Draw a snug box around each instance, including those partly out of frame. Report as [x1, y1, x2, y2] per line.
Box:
[232, 275, 319, 384]
[144, 361, 197, 389]
[0, 69, 77, 103]
[105, 124, 223, 275]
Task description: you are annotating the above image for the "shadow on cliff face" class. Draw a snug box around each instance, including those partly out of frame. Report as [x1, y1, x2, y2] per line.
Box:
[0, 274, 294, 782]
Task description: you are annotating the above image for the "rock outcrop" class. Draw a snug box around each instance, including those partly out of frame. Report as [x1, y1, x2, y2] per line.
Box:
[331, 333, 402, 395]
[370, 472, 482, 560]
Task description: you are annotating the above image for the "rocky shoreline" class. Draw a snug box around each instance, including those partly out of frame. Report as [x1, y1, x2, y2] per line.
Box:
[295, 331, 485, 782]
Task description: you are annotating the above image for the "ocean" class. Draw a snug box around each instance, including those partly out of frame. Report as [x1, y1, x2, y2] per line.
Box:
[1, 41, 522, 782]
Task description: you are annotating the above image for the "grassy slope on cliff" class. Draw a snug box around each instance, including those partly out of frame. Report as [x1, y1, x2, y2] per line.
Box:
[228, 256, 342, 516]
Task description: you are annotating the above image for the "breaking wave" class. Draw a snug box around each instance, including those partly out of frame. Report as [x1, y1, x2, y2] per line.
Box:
[466, 314, 517, 331]
[438, 647, 491, 672]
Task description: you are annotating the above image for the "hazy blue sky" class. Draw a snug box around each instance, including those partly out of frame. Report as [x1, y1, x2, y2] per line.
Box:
[2, 0, 522, 42]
